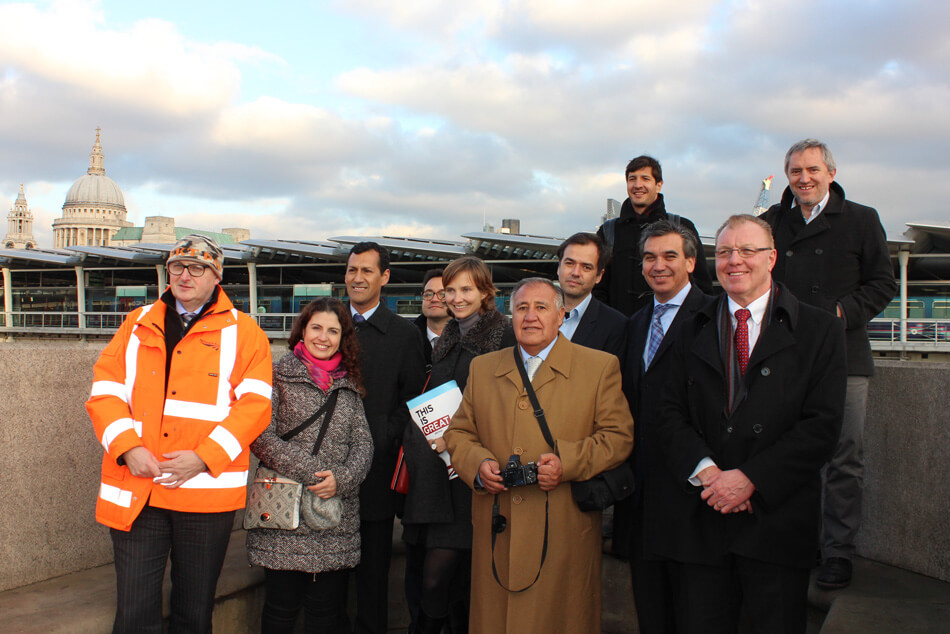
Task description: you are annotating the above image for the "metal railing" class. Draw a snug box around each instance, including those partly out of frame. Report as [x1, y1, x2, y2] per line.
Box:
[868, 318, 950, 346]
[3, 311, 950, 350]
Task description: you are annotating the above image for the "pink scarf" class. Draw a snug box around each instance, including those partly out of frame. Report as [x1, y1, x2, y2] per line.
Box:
[293, 341, 347, 391]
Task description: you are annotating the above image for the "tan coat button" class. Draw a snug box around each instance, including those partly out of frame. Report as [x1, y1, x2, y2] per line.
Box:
[518, 399, 529, 410]
[514, 447, 524, 455]
[512, 495, 523, 504]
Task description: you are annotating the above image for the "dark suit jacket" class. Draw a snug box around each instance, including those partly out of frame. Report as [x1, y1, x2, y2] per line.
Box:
[352, 302, 426, 520]
[570, 296, 628, 363]
[412, 313, 434, 372]
[623, 285, 708, 558]
[654, 283, 846, 569]
[761, 181, 896, 375]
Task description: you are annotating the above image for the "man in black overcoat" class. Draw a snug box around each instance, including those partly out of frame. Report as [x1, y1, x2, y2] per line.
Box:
[622, 219, 708, 633]
[346, 242, 426, 634]
[761, 139, 897, 589]
[594, 155, 712, 316]
[656, 215, 846, 633]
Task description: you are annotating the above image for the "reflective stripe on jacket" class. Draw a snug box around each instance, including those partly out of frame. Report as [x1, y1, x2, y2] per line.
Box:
[87, 288, 273, 531]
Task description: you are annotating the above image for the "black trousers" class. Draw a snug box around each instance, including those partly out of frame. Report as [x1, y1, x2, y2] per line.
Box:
[629, 501, 682, 634]
[110, 505, 235, 634]
[680, 556, 809, 634]
[261, 568, 349, 633]
[354, 517, 396, 634]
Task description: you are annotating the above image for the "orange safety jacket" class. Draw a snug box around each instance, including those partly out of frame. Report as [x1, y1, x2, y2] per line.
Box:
[86, 287, 273, 531]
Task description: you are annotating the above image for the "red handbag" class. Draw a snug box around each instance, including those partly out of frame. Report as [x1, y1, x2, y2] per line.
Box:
[391, 373, 431, 495]
[391, 446, 409, 494]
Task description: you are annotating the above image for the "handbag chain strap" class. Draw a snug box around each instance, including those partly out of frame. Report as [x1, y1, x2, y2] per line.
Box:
[279, 389, 341, 457]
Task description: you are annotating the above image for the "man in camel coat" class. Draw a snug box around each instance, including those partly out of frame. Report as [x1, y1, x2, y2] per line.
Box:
[445, 277, 634, 633]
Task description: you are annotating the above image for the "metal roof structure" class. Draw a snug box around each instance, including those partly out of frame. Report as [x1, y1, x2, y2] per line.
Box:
[0, 223, 931, 271]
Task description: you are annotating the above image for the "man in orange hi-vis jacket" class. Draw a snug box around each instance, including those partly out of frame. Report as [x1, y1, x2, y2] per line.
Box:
[87, 234, 272, 634]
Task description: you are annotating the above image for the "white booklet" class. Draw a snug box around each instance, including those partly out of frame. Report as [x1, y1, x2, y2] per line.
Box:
[407, 381, 463, 480]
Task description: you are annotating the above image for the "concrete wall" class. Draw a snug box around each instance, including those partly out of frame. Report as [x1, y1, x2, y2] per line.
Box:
[0, 345, 947, 592]
[857, 360, 950, 583]
[0, 341, 289, 592]
[0, 342, 113, 592]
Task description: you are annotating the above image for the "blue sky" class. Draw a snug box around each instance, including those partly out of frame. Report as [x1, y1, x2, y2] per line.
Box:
[2, 0, 948, 248]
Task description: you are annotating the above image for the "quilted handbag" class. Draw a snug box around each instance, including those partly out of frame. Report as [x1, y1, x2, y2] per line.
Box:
[243, 465, 303, 530]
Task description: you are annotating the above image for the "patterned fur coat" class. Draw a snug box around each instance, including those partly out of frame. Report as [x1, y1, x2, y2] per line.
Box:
[246, 352, 373, 573]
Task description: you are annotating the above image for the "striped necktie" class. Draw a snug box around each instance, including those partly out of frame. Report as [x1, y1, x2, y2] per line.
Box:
[645, 304, 671, 367]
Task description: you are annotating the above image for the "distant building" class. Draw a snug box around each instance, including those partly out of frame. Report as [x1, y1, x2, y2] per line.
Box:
[52, 128, 133, 248]
[501, 218, 521, 235]
[111, 216, 246, 246]
[601, 198, 621, 225]
[4, 184, 37, 249]
[49, 128, 249, 249]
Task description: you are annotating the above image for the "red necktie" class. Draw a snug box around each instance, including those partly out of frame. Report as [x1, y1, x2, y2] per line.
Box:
[735, 308, 751, 376]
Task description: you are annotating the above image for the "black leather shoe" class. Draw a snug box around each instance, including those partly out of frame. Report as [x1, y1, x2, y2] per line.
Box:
[816, 557, 853, 589]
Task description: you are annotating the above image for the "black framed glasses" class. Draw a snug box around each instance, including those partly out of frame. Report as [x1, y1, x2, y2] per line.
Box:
[167, 262, 210, 277]
[422, 290, 446, 300]
[714, 247, 774, 260]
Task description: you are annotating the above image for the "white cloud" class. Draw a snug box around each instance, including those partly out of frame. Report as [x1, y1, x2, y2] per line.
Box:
[0, 1, 279, 117]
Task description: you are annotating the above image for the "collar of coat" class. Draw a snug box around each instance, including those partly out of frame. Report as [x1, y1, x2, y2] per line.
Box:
[350, 300, 395, 333]
[691, 282, 800, 379]
[618, 192, 666, 223]
[697, 282, 800, 332]
[432, 308, 510, 364]
[778, 180, 846, 216]
[494, 333, 574, 392]
[274, 351, 360, 394]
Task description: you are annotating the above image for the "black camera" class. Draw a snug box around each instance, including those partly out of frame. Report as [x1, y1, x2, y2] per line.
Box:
[501, 454, 538, 488]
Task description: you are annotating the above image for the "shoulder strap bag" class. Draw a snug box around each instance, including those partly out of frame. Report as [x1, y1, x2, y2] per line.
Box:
[513, 347, 635, 512]
[244, 390, 342, 531]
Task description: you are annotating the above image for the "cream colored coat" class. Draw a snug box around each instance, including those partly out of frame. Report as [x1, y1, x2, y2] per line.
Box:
[445, 335, 634, 634]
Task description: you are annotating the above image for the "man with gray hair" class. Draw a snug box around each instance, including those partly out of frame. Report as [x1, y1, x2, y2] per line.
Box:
[623, 219, 709, 632]
[656, 214, 846, 631]
[761, 139, 896, 589]
[445, 277, 633, 633]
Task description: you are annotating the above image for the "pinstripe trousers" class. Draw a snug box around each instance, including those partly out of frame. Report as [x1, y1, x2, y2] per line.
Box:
[110, 505, 235, 634]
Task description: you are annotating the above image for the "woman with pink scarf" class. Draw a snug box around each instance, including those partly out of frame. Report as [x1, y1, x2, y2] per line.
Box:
[247, 297, 373, 633]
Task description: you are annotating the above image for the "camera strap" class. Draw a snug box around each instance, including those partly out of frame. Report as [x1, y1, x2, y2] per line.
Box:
[491, 492, 549, 593]
[486, 347, 554, 593]
[513, 347, 556, 450]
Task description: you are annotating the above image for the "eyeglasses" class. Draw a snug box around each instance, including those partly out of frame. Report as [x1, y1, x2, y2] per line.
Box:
[714, 247, 774, 260]
[167, 261, 210, 277]
[422, 290, 446, 300]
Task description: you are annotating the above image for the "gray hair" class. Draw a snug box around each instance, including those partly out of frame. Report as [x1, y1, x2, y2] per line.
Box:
[714, 214, 775, 248]
[638, 219, 698, 260]
[784, 138, 836, 173]
[510, 277, 565, 312]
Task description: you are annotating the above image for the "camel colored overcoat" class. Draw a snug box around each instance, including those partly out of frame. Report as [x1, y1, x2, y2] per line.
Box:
[445, 335, 634, 634]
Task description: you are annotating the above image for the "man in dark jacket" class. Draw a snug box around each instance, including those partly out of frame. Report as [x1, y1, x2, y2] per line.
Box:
[761, 139, 897, 589]
[594, 156, 713, 316]
[556, 232, 627, 362]
[656, 215, 846, 632]
[346, 242, 426, 634]
[623, 220, 708, 633]
[412, 268, 450, 372]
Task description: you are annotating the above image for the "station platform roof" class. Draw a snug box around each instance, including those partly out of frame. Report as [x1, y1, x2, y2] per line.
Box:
[0, 222, 931, 271]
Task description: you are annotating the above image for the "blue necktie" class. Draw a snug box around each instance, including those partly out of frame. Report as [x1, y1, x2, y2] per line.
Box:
[646, 304, 671, 368]
[353, 313, 365, 324]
